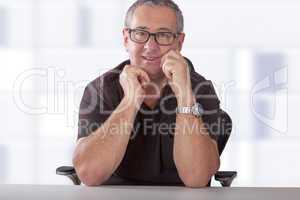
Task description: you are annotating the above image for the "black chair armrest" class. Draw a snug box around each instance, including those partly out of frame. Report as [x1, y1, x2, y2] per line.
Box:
[56, 166, 81, 185]
[214, 171, 237, 187]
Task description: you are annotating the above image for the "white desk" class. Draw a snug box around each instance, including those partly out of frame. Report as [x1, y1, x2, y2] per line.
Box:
[1, 184, 299, 200]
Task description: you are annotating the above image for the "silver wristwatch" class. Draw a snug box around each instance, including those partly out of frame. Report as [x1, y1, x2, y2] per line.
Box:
[176, 103, 204, 117]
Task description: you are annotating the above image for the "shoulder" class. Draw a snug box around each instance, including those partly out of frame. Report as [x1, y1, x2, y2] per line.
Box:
[184, 57, 220, 111]
[81, 60, 129, 104]
[89, 60, 128, 91]
[185, 57, 216, 96]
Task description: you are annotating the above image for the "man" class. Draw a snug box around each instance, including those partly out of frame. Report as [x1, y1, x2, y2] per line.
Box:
[73, 0, 221, 188]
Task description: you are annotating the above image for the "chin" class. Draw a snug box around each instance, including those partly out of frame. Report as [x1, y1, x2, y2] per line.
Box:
[133, 60, 163, 79]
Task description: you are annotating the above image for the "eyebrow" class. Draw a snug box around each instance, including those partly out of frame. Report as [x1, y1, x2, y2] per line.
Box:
[135, 26, 174, 32]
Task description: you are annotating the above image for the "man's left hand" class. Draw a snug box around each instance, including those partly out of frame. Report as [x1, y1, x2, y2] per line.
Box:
[161, 50, 195, 106]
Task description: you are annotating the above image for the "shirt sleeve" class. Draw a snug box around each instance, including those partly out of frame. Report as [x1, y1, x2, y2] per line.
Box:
[193, 80, 222, 142]
[77, 81, 116, 140]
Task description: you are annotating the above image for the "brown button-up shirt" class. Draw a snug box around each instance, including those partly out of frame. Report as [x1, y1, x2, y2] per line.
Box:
[78, 57, 221, 185]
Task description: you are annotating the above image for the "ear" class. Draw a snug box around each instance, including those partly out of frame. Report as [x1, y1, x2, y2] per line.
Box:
[177, 33, 185, 51]
[122, 28, 129, 51]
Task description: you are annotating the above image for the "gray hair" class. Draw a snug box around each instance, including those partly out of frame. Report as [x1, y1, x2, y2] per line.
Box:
[124, 0, 184, 33]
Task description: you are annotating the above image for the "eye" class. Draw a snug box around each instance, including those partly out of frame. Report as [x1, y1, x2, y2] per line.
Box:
[157, 32, 172, 39]
[135, 30, 147, 37]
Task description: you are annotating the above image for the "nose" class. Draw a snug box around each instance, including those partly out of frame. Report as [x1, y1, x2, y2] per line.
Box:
[144, 35, 160, 50]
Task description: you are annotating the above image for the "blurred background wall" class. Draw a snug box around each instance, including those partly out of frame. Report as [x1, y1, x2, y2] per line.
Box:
[0, 0, 299, 186]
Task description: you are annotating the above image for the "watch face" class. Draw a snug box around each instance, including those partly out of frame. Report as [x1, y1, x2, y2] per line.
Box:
[198, 103, 204, 114]
[193, 103, 204, 116]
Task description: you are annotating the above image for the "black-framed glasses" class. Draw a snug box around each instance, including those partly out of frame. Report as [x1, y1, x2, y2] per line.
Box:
[127, 28, 179, 46]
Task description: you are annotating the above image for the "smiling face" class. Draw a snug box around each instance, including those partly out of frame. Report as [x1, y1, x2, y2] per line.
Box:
[123, 5, 185, 81]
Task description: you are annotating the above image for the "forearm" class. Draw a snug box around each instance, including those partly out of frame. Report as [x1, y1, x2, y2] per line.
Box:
[73, 98, 139, 186]
[173, 96, 220, 187]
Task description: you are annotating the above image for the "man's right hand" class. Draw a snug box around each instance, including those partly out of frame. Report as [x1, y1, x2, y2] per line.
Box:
[119, 65, 150, 108]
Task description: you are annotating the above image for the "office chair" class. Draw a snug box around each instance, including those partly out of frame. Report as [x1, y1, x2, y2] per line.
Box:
[56, 110, 237, 187]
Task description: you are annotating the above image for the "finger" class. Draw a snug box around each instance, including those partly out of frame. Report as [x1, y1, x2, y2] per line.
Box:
[123, 64, 132, 70]
[161, 62, 173, 80]
[137, 75, 149, 88]
[161, 55, 174, 73]
[169, 49, 182, 59]
[163, 51, 180, 64]
[162, 53, 169, 64]
[134, 68, 150, 83]
[161, 49, 174, 66]
[123, 65, 150, 87]
[125, 65, 150, 82]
